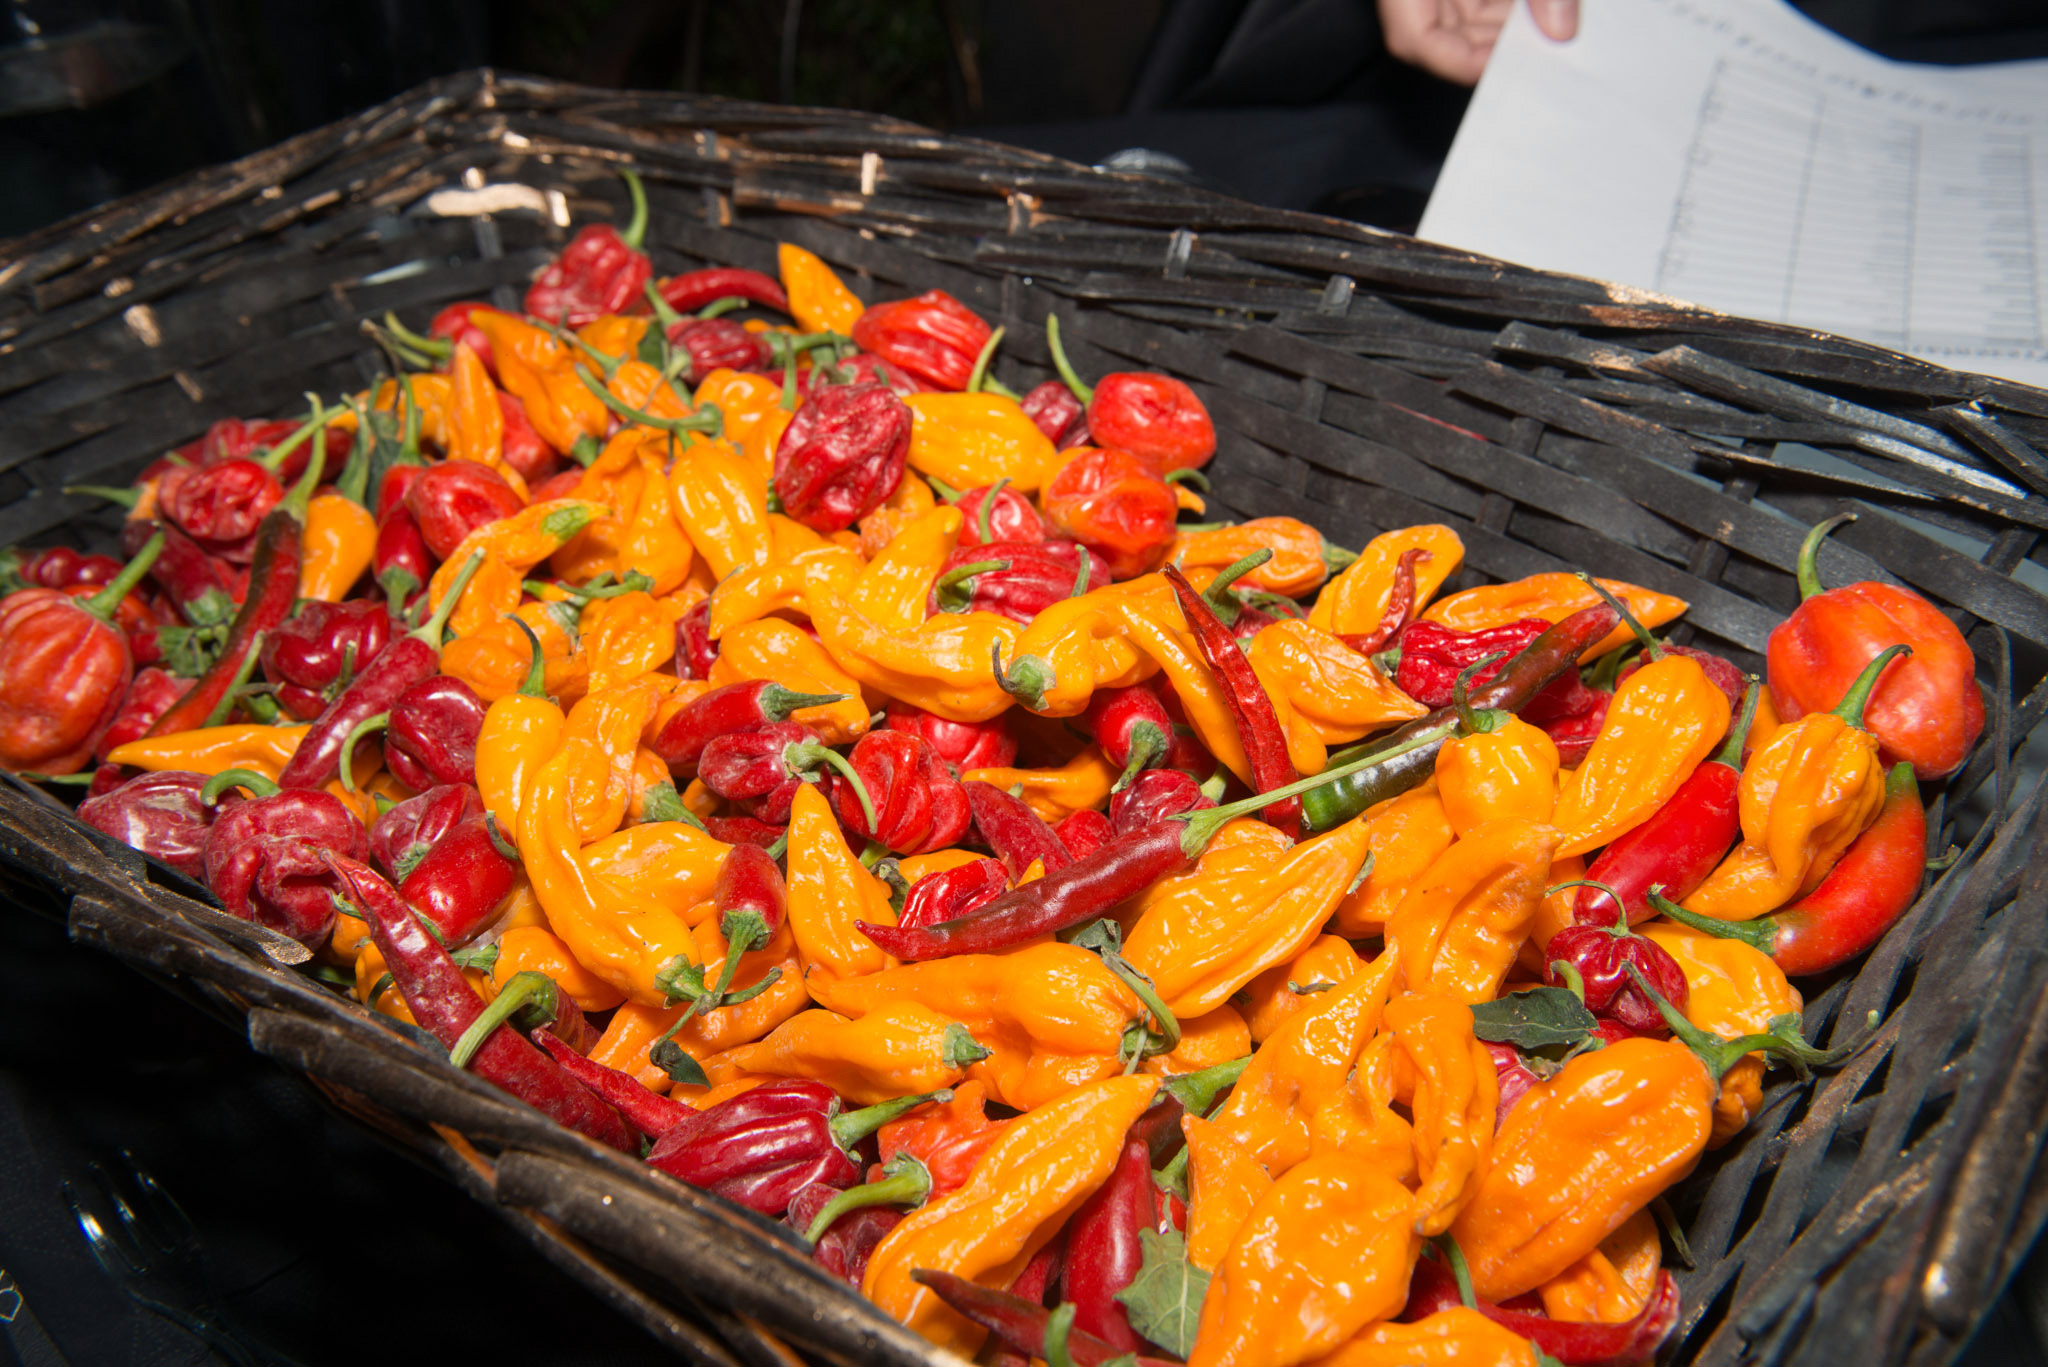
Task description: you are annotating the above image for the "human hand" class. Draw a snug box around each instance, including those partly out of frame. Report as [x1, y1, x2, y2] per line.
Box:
[1378, 0, 1580, 86]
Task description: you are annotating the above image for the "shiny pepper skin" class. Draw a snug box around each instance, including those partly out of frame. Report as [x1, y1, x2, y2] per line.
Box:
[430, 301, 500, 375]
[899, 858, 1009, 930]
[368, 783, 518, 945]
[671, 317, 772, 383]
[1039, 447, 1180, 580]
[698, 720, 817, 823]
[808, 351, 927, 399]
[406, 461, 525, 561]
[1554, 653, 1731, 859]
[261, 599, 395, 720]
[1088, 372, 1217, 476]
[78, 770, 236, 877]
[1541, 921, 1691, 1035]
[1393, 620, 1600, 725]
[524, 223, 652, 327]
[849, 290, 993, 392]
[885, 700, 1017, 772]
[1434, 715, 1559, 838]
[0, 588, 135, 773]
[927, 540, 1110, 625]
[832, 729, 972, 855]
[160, 458, 284, 562]
[1019, 380, 1087, 447]
[951, 481, 1047, 547]
[94, 667, 188, 762]
[645, 1080, 860, 1216]
[1109, 768, 1215, 834]
[203, 787, 369, 946]
[774, 382, 914, 534]
[385, 675, 488, 789]
[5, 547, 121, 590]
[673, 599, 718, 681]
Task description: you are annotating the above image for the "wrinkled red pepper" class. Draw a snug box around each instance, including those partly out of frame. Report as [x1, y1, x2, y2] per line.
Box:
[807, 351, 927, 399]
[368, 783, 519, 946]
[2, 546, 121, 591]
[949, 479, 1047, 548]
[405, 461, 524, 562]
[385, 676, 488, 789]
[698, 721, 870, 827]
[672, 599, 718, 681]
[1165, 566, 1300, 834]
[1405, 1255, 1681, 1367]
[649, 679, 848, 774]
[849, 290, 992, 392]
[671, 317, 772, 383]
[702, 814, 787, 849]
[831, 729, 970, 856]
[524, 175, 653, 327]
[94, 667, 189, 762]
[773, 382, 914, 535]
[261, 599, 395, 721]
[964, 780, 1072, 881]
[78, 769, 237, 877]
[929, 540, 1108, 626]
[200, 770, 367, 945]
[785, 1180, 901, 1286]
[496, 391, 557, 483]
[1055, 808, 1116, 860]
[1019, 380, 1087, 449]
[1107, 768, 1215, 836]
[429, 301, 501, 377]
[159, 458, 284, 563]
[899, 857, 1010, 931]
[1047, 315, 1215, 475]
[913, 1273, 1180, 1367]
[1039, 447, 1179, 581]
[884, 701, 1016, 772]
[1084, 683, 1176, 791]
[1541, 896, 1691, 1036]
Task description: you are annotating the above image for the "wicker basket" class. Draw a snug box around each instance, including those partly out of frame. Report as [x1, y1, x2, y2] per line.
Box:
[4, 69, 2046, 1367]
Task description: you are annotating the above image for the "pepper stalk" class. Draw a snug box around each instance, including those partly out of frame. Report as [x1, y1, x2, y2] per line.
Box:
[450, 970, 560, 1069]
[803, 1152, 932, 1243]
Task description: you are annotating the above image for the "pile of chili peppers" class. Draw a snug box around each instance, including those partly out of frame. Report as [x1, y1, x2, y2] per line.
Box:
[6, 176, 1980, 1367]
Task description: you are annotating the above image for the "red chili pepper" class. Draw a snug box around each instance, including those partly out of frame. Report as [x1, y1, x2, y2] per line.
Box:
[698, 721, 872, 826]
[78, 770, 237, 877]
[1575, 686, 1757, 927]
[1047, 315, 1215, 475]
[928, 541, 1108, 626]
[913, 1272, 1182, 1367]
[530, 1029, 696, 1139]
[3, 546, 122, 591]
[832, 730, 969, 856]
[644, 1080, 939, 1216]
[1061, 1137, 1156, 1351]
[1164, 565, 1300, 835]
[1541, 899, 1692, 1037]
[1083, 683, 1177, 791]
[146, 449, 326, 739]
[94, 667, 190, 762]
[1019, 379, 1088, 449]
[496, 391, 557, 483]
[671, 599, 719, 681]
[199, 770, 367, 944]
[1768, 514, 1983, 779]
[0, 534, 162, 773]
[373, 506, 434, 608]
[772, 382, 913, 535]
[948, 479, 1047, 548]
[127, 520, 241, 628]
[180, 417, 305, 469]
[273, 553, 483, 791]
[849, 291, 993, 392]
[649, 679, 850, 774]
[325, 852, 637, 1151]
[429, 302, 500, 376]
[404, 461, 524, 562]
[159, 458, 284, 563]
[261, 599, 396, 721]
[874, 1082, 1008, 1201]
[899, 857, 1010, 931]
[1039, 447, 1179, 581]
[884, 701, 1016, 772]
[964, 781, 1072, 881]
[524, 177, 653, 326]
[375, 464, 425, 522]
[669, 317, 772, 383]
[785, 1181, 902, 1287]
[385, 676, 488, 789]
[658, 267, 790, 317]
[368, 784, 519, 946]
[702, 814, 787, 848]
[1107, 768, 1215, 836]
[1405, 1255, 1681, 1367]
[1055, 809, 1115, 860]
[1393, 620, 1578, 717]
[1340, 547, 1431, 656]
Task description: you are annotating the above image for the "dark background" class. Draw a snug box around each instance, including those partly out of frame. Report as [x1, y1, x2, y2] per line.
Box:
[7, 1, 2048, 1363]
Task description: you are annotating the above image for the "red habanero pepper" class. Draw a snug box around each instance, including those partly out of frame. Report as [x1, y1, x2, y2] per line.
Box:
[368, 784, 519, 946]
[78, 770, 237, 878]
[1340, 548, 1431, 656]
[1654, 763, 1926, 978]
[1108, 768, 1215, 836]
[833, 729, 971, 856]
[670, 317, 772, 383]
[273, 552, 482, 791]
[673, 599, 719, 681]
[1164, 565, 1301, 834]
[496, 392, 557, 483]
[808, 351, 928, 399]
[773, 382, 914, 535]
[531, 1029, 697, 1138]
[703, 814, 788, 849]
[797, 1152, 934, 1249]
[885, 700, 1017, 772]
[913, 1273, 1182, 1367]
[385, 676, 489, 789]
[429, 302, 502, 377]
[159, 458, 283, 563]
[326, 852, 637, 1151]
[650, 680, 852, 774]
[1405, 1254, 1682, 1367]
[850, 291, 993, 392]
[698, 722, 874, 826]
[1047, 314, 1215, 475]
[1039, 448, 1179, 581]
[1061, 1137, 1157, 1351]
[146, 445, 326, 739]
[373, 506, 434, 607]
[949, 479, 1047, 548]
[899, 858, 1010, 930]
[1056, 809, 1115, 860]
[658, 267, 791, 317]
[375, 464, 425, 523]
[201, 769, 368, 945]
[1084, 682, 1177, 791]
[524, 173, 653, 327]
[1019, 379, 1088, 449]
[172, 417, 304, 471]
[864, 729, 1453, 961]
[1768, 514, 1983, 780]
[404, 461, 525, 562]
[928, 540, 1109, 625]
[0, 533, 163, 774]
[964, 780, 1073, 880]
[261, 599, 396, 720]
[1542, 886, 1692, 1036]
[876, 1081, 1008, 1200]
[786, 1180, 903, 1287]
[94, 667, 189, 761]
[1575, 684, 1758, 928]
[3, 547, 122, 591]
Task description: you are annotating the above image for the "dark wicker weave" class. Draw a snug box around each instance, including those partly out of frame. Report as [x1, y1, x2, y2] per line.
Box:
[3, 69, 2047, 1367]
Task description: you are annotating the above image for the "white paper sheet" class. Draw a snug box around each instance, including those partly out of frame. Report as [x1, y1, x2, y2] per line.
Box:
[1417, 0, 2048, 389]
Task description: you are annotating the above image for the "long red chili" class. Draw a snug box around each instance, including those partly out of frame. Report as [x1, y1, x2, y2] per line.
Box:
[1060, 1137, 1156, 1351]
[530, 1029, 697, 1139]
[1163, 565, 1300, 834]
[324, 852, 637, 1153]
[658, 267, 790, 317]
[964, 781, 1072, 880]
[1340, 547, 1430, 656]
[1083, 683, 1175, 791]
[910, 1272, 1181, 1367]
[649, 679, 850, 774]
[1405, 1254, 1681, 1367]
[1575, 682, 1757, 927]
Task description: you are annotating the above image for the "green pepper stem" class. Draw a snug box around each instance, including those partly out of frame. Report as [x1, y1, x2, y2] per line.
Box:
[1710, 678, 1761, 770]
[618, 168, 649, 252]
[1043, 313, 1095, 405]
[1321, 540, 1360, 575]
[1431, 1234, 1478, 1309]
[1543, 877, 1634, 934]
[1156, 1144, 1191, 1199]
[1164, 468, 1210, 491]
[780, 329, 799, 412]
[254, 396, 328, 477]
[1548, 959, 1588, 1002]
[337, 712, 390, 793]
[200, 768, 280, 804]
[1829, 644, 1912, 729]
[1797, 512, 1857, 601]
[450, 970, 559, 1069]
[507, 615, 549, 699]
[1450, 652, 1508, 736]
[830, 1088, 953, 1150]
[805, 1154, 932, 1243]
[275, 399, 331, 522]
[926, 474, 963, 503]
[382, 312, 453, 363]
[697, 296, 747, 320]
[966, 327, 1004, 395]
[1622, 963, 1849, 1081]
[932, 559, 1008, 613]
[1043, 1303, 1080, 1367]
[788, 741, 877, 834]
[1112, 723, 1169, 794]
[1647, 889, 1779, 955]
[992, 640, 1054, 711]
[80, 533, 165, 622]
[1161, 1053, 1250, 1116]
[1200, 549, 1271, 626]
[643, 280, 686, 333]
[760, 684, 851, 718]
[1576, 574, 1660, 659]
[575, 366, 723, 438]
[1104, 948, 1180, 1060]
[524, 571, 655, 601]
[411, 550, 485, 649]
[976, 477, 1010, 545]
[545, 320, 623, 379]
[1177, 719, 1459, 855]
[201, 633, 269, 727]
[63, 484, 141, 508]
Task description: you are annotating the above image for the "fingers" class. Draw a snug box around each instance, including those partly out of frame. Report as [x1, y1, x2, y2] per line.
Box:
[1378, 0, 1511, 86]
[1528, 0, 1580, 41]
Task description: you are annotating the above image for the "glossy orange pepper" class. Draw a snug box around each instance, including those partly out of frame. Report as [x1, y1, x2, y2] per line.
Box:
[441, 600, 583, 704]
[446, 342, 506, 469]
[1308, 1309, 1540, 1367]
[708, 618, 871, 744]
[552, 428, 695, 594]
[1040, 446, 1178, 579]
[1174, 517, 1349, 597]
[578, 591, 691, 694]
[492, 925, 626, 1013]
[810, 585, 1020, 724]
[1553, 652, 1730, 858]
[857, 469, 937, 559]
[1385, 993, 1496, 1235]
[708, 544, 863, 639]
[299, 494, 377, 601]
[1537, 1209, 1662, 1324]
[1332, 780, 1455, 937]
[785, 781, 898, 981]
[669, 440, 772, 579]
[1435, 714, 1559, 838]
[106, 723, 306, 781]
[903, 393, 1059, 493]
[731, 1002, 981, 1105]
[779, 243, 866, 336]
[1144, 1003, 1251, 1076]
[961, 747, 1118, 825]
[693, 369, 788, 480]
[1183, 1113, 1273, 1272]
[1388, 819, 1558, 1003]
[1239, 934, 1367, 1044]
[1423, 574, 1687, 663]
[1308, 1033, 1415, 1182]
[1001, 577, 1163, 718]
[469, 311, 609, 455]
[1244, 619, 1429, 746]
[1308, 524, 1465, 637]
[560, 681, 661, 843]
[427, 501, 605, 639]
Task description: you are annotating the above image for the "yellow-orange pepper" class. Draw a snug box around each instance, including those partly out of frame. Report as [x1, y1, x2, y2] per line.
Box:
[552, 428, 695, 594]
[961, 747, 1118, 826]
[1003, 579, 1162, 718]
[1435, 714, 1559, 838]
[1244, 619, 1429, 746]
[371, 373, 453, 452]
[1425, 574, 1689, 663]
[848, 503, 955, 631]
[492, 925, 626, 1013]
[903, 393, 1059, 493]
[779, 243, 866, 336]
[1385, 993, 1496, 1235]
[106, 724, 306, 780]
[811, 586, 1020, 724]
[1175, 517, 1348, 597]
[299, 494, 377, 601]
[862, 1075, 1158, 1353]
[1190, 1157, 1420, 1367]
[559, 681, 660, 843]
[1332, 779, 1455, 937]
[1308, 524, 1465, 637]
[785, 781, 898, 981]
[578, 590, 690, 694]
[669, 440, 772, 579]
[1308, 1033, 1415, 1182]
[442, 600, 583, 705]
[1388, 819, 1559, 1003]
[1538, 1209, 1662, 1324]
[475, 664, 565, 839]
[582, 819, 730, 925]
[427, 500, 605, 639]
[1640, 922, 1802, 1146]
[1240, 935, 1367, 1044]
[1308, 1309, 1539, 1367]
[446, 342, 506, 470]
[469, 311, 609, 455]
[1183, 1113, 1273, 1273]
[1143, 1004, 1251, 1076]
[858, 469, 937, 559]
[708, 619, 871, 744]
[1450, 1037, 1713, 1303]
[708, 544, 863, 640]
[731, 1003, 982, 1105]
[1553, 652, 1730, 858]
[694, 369, 789, 479]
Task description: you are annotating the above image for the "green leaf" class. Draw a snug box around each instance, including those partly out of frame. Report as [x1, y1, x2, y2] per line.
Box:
[650, 1040, 710, 1087]
[1469, 986, 1598, 1050]
[1114, 1227, 1209, 1358]
[1062, 917, 1123, 954]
